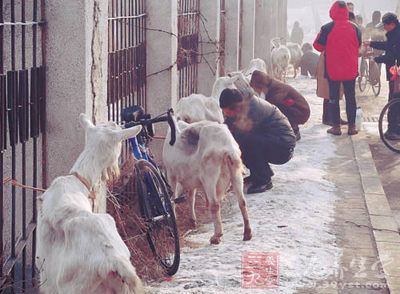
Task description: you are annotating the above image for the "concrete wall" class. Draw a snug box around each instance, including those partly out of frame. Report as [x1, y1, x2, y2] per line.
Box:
[41, 0, 287, 179]
[45, 0, 108, 183]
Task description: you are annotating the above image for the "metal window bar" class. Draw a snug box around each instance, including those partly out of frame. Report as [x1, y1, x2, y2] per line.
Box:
[218, 0, 226, 77]
[177, 0, 200, 99]
[0, 0, 46, 291]
[107, 0, 147, 163]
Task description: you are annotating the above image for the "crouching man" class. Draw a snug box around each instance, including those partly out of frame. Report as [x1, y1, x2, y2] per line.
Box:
[219, 88, 296, 194]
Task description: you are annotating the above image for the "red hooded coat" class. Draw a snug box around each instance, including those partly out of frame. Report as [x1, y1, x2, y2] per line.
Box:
[313, 1, 361, 81]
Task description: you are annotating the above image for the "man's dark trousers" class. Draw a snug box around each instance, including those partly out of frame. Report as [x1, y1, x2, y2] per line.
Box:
[328, 79, 357, 125]
[233, 132, 294, 185]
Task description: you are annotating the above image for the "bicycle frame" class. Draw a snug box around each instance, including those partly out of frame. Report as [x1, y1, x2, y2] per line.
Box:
[129, 136, 149, 161]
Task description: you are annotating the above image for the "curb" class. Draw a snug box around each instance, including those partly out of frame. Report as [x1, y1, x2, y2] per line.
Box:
[351, 134, 400, 293]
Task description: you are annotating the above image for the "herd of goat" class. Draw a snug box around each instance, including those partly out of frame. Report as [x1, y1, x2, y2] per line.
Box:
[36, 41, 302, 292]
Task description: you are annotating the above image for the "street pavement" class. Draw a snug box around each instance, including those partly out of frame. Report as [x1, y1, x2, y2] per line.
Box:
[145, 75, 399, 294]
[296, 75, 400, 294]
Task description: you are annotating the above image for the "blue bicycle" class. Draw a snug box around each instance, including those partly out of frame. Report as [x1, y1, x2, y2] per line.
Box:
[121, 106, 180, 276]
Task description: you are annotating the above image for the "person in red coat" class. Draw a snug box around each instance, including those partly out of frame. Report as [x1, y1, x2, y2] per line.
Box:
[313, 1, 362, 135]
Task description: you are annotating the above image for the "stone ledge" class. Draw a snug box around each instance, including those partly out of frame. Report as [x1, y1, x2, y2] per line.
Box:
[364, 193, 393, 217]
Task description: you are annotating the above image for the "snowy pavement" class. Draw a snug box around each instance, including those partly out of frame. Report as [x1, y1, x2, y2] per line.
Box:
[146, 77, 344, 293]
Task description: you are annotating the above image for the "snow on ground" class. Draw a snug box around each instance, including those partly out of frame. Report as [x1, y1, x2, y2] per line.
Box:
[146, 77, 342, 293]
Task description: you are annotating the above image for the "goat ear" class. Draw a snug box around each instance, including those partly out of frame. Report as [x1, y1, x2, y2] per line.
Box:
[79, 113, 94, 129]
[116, 125, 142, 141]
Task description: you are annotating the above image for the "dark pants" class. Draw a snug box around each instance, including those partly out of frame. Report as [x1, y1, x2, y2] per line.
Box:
[327, 79, 357, 125]
[233, 132, 294, 185]
[388, 80, 400, 132]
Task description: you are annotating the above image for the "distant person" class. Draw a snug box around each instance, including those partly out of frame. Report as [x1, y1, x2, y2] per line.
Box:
[290, 21, 304, 46]
[314, 1, 362, 136]
[299, 43, 319, 77]
[365, 11, 385, 43]
[219, 88, 296, 194]
[366, 11, 381, 31]
[355, 14, 365, 37]
[364, 13, 400, 140]
[349, 11, 356, 23]
[347, 2, 354, 13]
[355, 15, 363, 26]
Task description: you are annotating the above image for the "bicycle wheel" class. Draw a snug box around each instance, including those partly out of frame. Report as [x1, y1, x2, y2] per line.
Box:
[358, 58, 368, 92]
[378, 98, 400, 153]
[134, 159, 180, 275]
[372, 79, 381, 97]
[369, 60, 381, 97]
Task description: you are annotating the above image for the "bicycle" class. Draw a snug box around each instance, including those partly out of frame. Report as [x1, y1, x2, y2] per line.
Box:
[358, 54, 381, 97]
[378, 98, 400, 153]
[121, 106, 180, 276]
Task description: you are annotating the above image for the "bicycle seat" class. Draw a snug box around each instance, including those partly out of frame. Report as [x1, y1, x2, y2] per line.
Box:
[122, 105, 146, 123]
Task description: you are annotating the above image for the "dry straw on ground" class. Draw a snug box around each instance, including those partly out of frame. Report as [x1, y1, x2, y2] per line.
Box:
[108, 156, 222, 281]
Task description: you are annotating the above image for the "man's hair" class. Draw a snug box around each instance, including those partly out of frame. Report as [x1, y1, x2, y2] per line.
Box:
[382, 12, 399, 25]
[219, 88, 243, 109]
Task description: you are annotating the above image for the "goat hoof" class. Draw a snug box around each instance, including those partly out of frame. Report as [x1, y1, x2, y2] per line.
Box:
[243, 228, 252, 241]
[243, 231, 252, 241]
[210, 235, 222, 245]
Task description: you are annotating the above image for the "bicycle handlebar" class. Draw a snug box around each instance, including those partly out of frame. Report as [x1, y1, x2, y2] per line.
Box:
[123, 108, 176, 146]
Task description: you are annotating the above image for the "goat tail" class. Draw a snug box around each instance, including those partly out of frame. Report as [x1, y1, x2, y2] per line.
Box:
[105, 258, 144, 294]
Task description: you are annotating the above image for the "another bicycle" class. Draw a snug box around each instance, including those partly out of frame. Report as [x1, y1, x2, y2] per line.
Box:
[121, 106, 180, 276]
[358, 54, 381, 97]
[378, 98, 400, 153]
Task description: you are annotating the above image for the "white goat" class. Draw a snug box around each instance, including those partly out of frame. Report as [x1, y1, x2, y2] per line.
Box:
[270, 38, 291, 82]
[175, 94, 223, 123]
[243, 58, 267, 81]
[287, 42, 303, 78]
[37, 114, 143, 294]
[163, 121, 252, 245]
[174, 75, 240, 124]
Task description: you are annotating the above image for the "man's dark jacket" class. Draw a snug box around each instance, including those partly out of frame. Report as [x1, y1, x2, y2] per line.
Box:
[370, 24, 400, 81]
[225, 95, 296, 149]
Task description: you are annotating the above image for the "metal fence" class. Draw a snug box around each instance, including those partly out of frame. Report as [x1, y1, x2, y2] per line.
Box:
[177, 0, 200, 99]
[0, 0, 46, 291]
[107, 0, 147, 124]
[218, 0, 226, 77]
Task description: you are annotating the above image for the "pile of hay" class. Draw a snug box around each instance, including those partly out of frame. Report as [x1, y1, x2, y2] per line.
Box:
[107, 156, 219, 280]
[107, 156, 166, 280]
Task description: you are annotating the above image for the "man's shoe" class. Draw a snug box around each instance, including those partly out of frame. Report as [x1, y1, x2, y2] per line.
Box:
[384, 130, 400, 140]
[327, 125, 342, 136]
[247, 181, 273, 194]
[348, 124, 358, 135]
